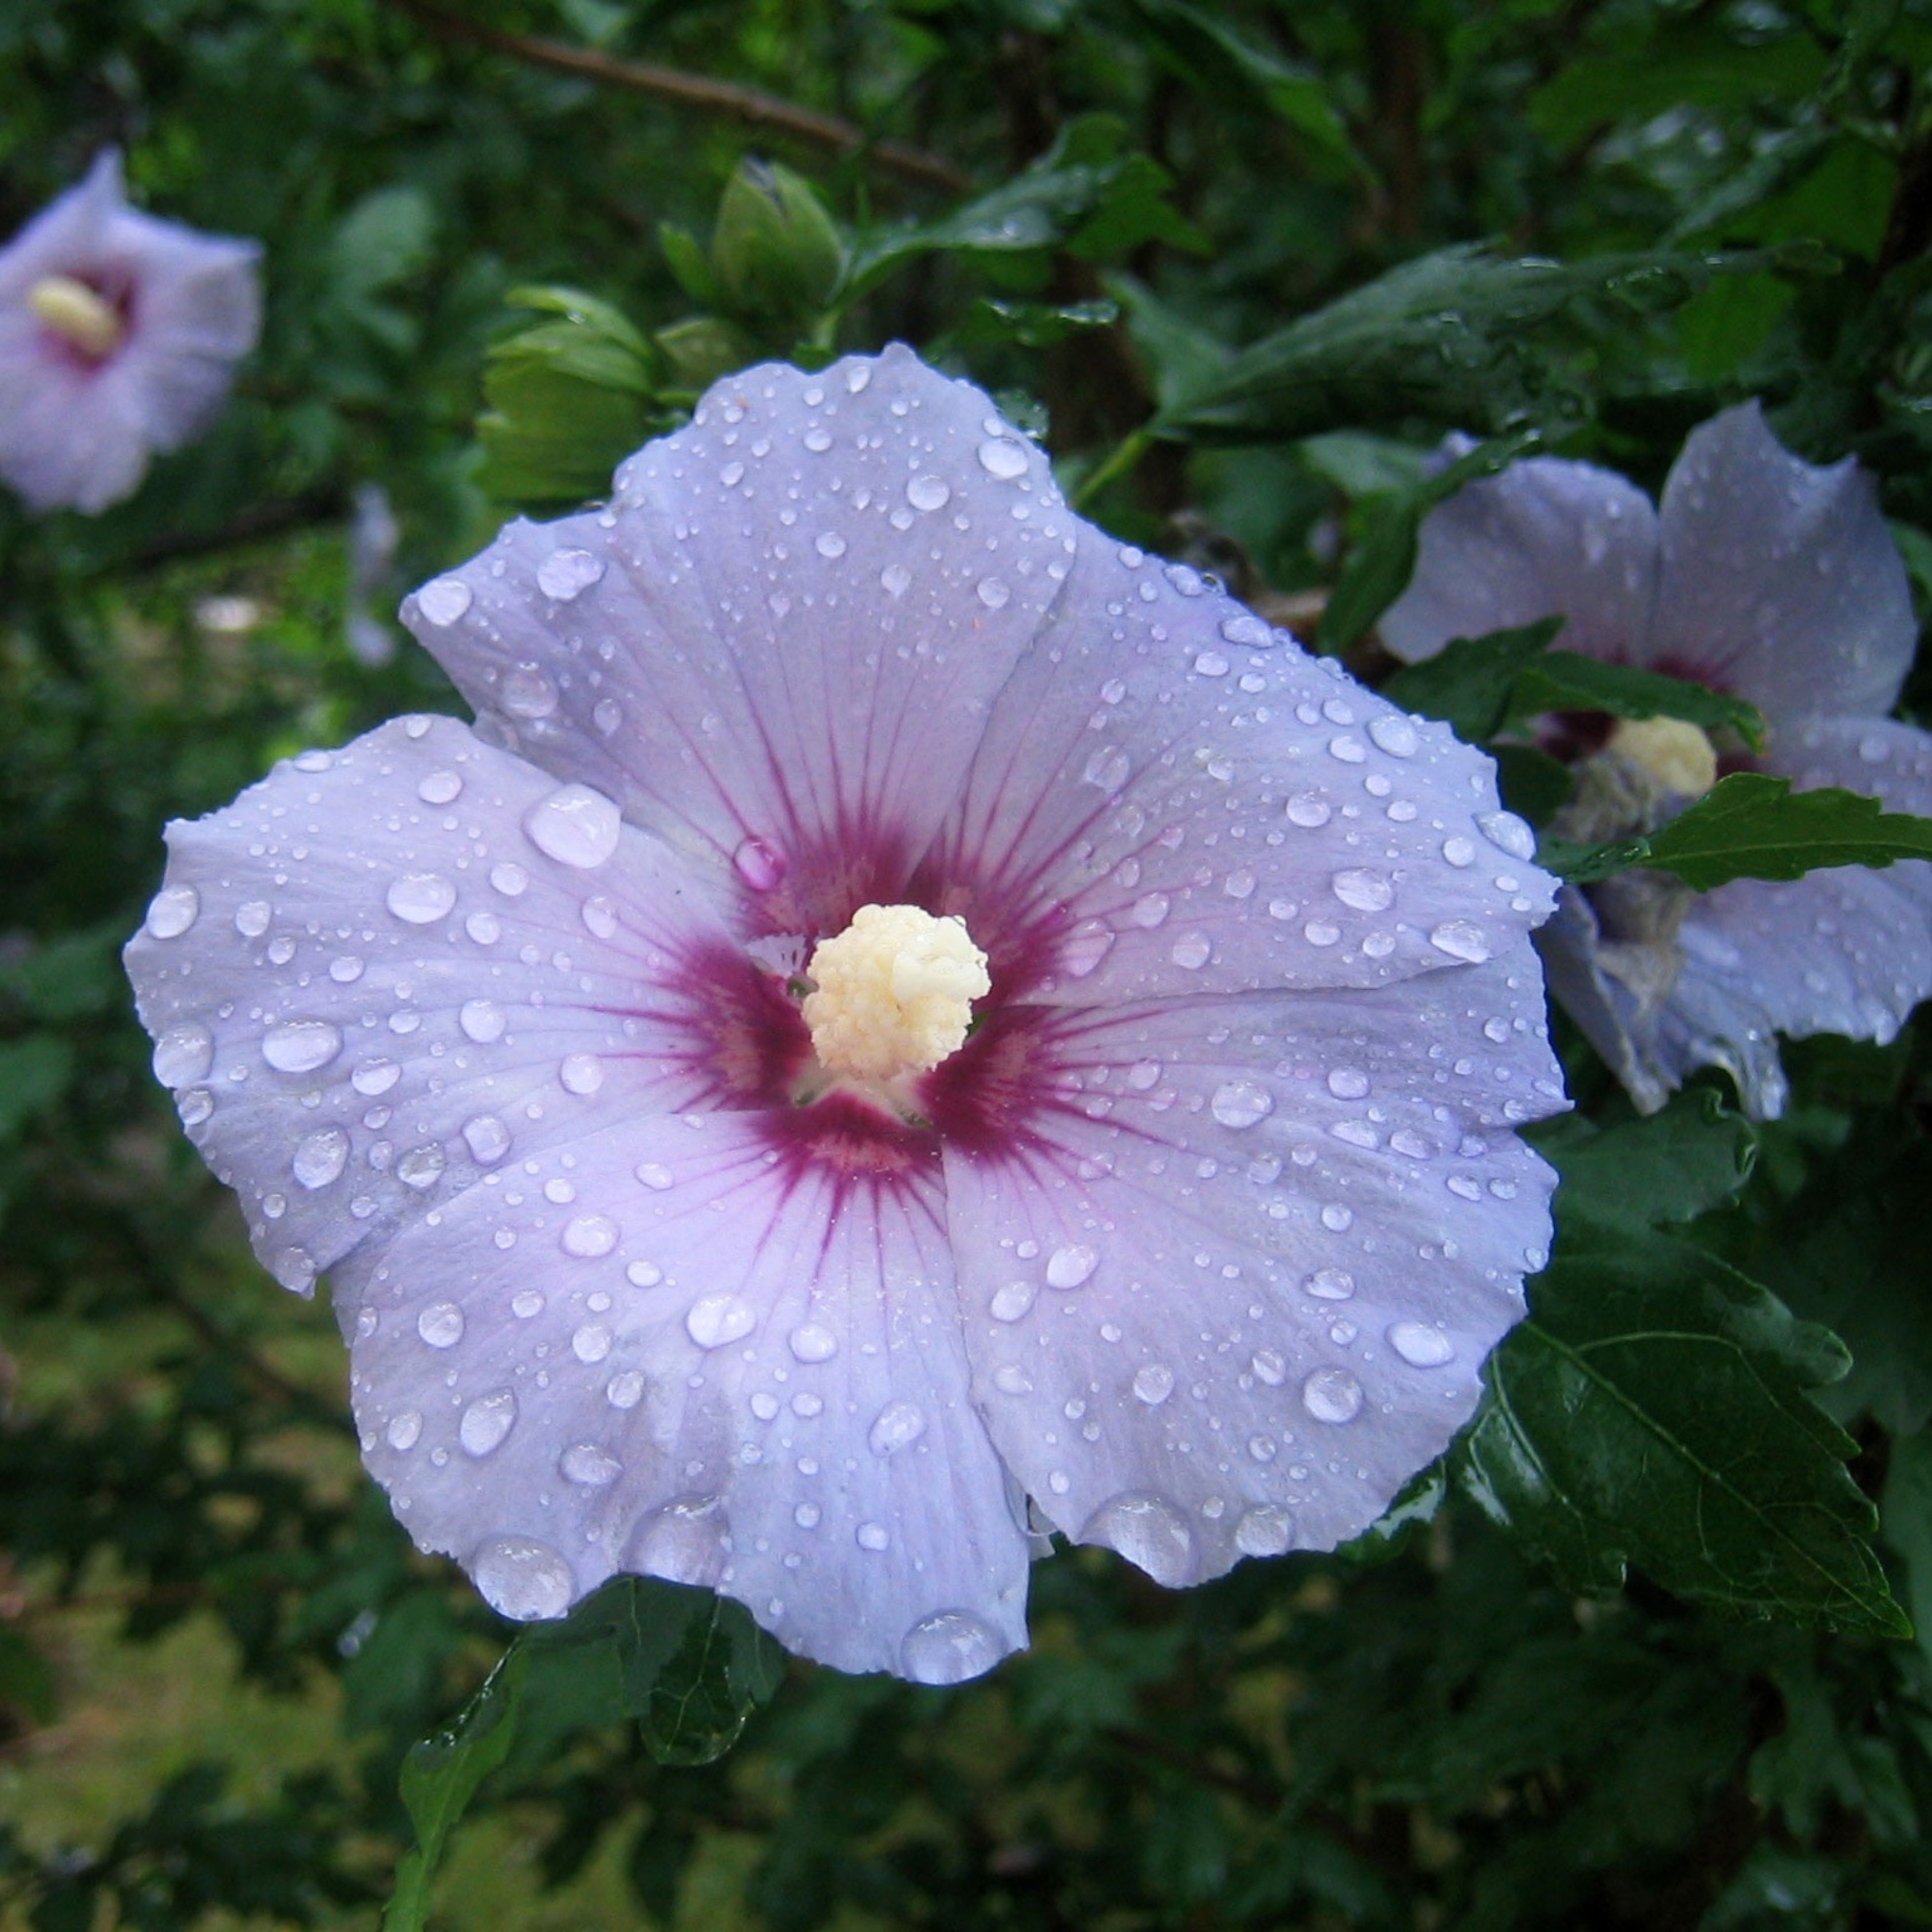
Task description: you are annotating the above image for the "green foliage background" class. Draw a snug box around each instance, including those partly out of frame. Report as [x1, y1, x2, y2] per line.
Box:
[9, 2, 1932, 1927]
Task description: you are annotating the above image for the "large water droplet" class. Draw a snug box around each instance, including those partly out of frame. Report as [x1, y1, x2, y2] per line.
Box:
[1085, 1492, 1196, 1587]
[627, 1494, 727, 1586]
[1368, 714, 1419, 758]
[417, 1301, 465, 1348]
[900, 1610, 1003, 1685]
[1132, 1362, 1174, 1405]
[351, 1058, 401, 1097]
[1045, 1244, 1097, 1289]
[501, 667, 558, 718]
[990, 1280, 1036, 1323]
[418, 770, 463, 805]
[463, 1114, 511, 1164]
[459, 998, 506, 1044]
[460, 1386, 517, 1456]
[560, 1053, 605, 1095]
[235, 900, 272, 938]
[1332, 868, 1393, 912]
[1302, 1366, 1364, 1424]
[263, 1018, 343, 1074]
[686, 1294, 756, 1349]
[1389, 1322, 1456, 1368]
[386, 873, 456, 924]
[537, 548, 605, 601]
[978, 437, 1030, 480]
[473, 1535, 574, 1621]
[733, 836, 786, 891]
[560, 1442, 622, 1486]
[1211, 1080, 1273, 1129]
[906, 474, 950, 512]
[293, 1127, 349, 1189]
[1235, 1506, 1294, 1557]
[416, 577, 472, 626]
[1306, 1267, 1355, 1301]
[396, 1143, 446, 1190]
[524, 784, 621, 868]
[153, 1022, 214, 1088]
[1429, 919, 1491, 963]
[562, 1214, 619, 1259]
[788, 1323, 837, 1362]
[386, 1411, 422, 1452]
[145, 883, 201, 939]
[868, 1400, 927, 1455]
[1477, 810, 1538, 862]
[1285, 793, 1331, 828]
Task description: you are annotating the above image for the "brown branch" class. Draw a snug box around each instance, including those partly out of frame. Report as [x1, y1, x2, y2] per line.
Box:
[386, 0, 973, 197]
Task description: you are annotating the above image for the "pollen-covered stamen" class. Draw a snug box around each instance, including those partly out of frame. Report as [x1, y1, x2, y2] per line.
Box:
[803, 903, 991, 1085]
[28, 274, 124, 359]
[1606, 714, 1719, 800]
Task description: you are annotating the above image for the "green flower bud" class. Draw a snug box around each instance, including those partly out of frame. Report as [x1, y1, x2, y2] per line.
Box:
[709, 160, 844, 334]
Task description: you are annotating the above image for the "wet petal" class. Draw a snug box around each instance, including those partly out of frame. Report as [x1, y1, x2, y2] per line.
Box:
[403, 345, 1074, 933]
[1652, 404, 1917, 724]
[944, 946, 1560, 1573]
[1380, 449, 1658, 667]
[923, 522, 1556, 1002]
[124, 714, 743, 1299]
[346, 1111, 1030, 1680]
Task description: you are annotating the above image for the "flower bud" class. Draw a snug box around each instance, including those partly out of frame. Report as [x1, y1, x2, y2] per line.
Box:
[709, 160, 844, 334]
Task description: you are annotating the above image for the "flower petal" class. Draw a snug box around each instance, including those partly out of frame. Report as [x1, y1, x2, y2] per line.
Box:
[402, 345, 1076, 933]
[943, 945, 1560, 1575]
[1651, 403, 1915, 722]
[922, 523, 1556, 1002]
[345, 1111, 1032, 1681]
[124, 714, 744, 1299]
[1380, 449, 1658, 666]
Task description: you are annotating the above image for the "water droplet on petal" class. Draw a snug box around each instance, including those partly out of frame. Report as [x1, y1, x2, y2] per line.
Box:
[1302, 1366, 1363, 1424]
[606, 1370, 645, 1409]
[880, 562, 911, 597]
[1211, 1080, 1273, 1129]
[560, 1053, 605, 1095]
[1235, 1506, 1294, 1557]
[1327, 1068, 1369, 1100]
[293, 1127, 349, 1189]
[635, 1162, 674, 1191]
[560, 1442, 622, 1485]
[501, 667, 558, 718]
[463, 1114, 511, 1164]
[900, 1610, 1002, 1684]
[906, 475, 950, 512]
[460, 1387, 517, 1456]
[1477, 810, 1538, 861]
[416, 577, 472, 626]
[1285, 793, 1331, 828]
[733, 836, 786, 891]
[525, 784, 621, 868]
[153, 1023, 214, 1088]
[351, 1058, 400, 1097]
[977, 576, 1010, 610]
[1307, 1267, 1355, 1301]
[1332, 868, 1393, 912]
[386, 873, 456, 924]
[418, 770, 463, 805]
[177, 1088, 215, 1127]
[978, 437, 1029, 479]
[789, 1322, 837, 1362]
[628, 1496, 726, 1586]
[686, 1294, 756, 1349]
[1368, 715, 1419, 757]
[1046, 1244, 1097, 1289]
[537, 548, 606, 600]
[1085, 1492, 1196, 1587]
[562, 1214, 619, 1258]
[1389, 1322, 1456, 1367]
[386, 1411, 422, 1452]
[473, 1535, 573, 1620]
[1132, 1362, 1174, 1405]
[990, 1281, 1036, 1323]
[868, 1400, 927, 1455]
[263, 1019, 343, 1074]
[815, 531, 847, 559]
[417, 1302, 465, 1348]
[235, 900, 271, 937]
[1429, 919, 1491, 963]
[459, 998, 506, 1044]
[856, 1522, 890, 1551]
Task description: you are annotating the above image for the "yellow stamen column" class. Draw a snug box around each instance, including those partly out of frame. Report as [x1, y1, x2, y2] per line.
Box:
[804, 903, 991, 1085]
[28, 275, 124, 359]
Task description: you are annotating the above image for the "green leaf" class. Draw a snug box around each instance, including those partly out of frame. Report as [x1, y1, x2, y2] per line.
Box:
[1491, 744, 1576, 827]
[1540, 773, 1932, 891]
[1318, 430, 1541, 653]
[1155, 244, 1812, 447]
[330, 185, 435, 295]
[843, 116, 1201, 302]
[1460, 1222, 1902, 1635]
[0, 1035, 74, 1140]
[1508, 652, 1765, 749]
[383, 1647, 527, 1932]
[1120, 0, 1364, 177]
[1380, 618, 1563, 743]
[1883, 1432, 1932, 1669]
[955, 295, 1119, 349]
[1535, 1088, 1759, 1232]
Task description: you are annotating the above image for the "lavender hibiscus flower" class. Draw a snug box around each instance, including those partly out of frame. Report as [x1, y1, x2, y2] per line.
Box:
[127, 347, 1563, 1682]
[0, 152, 260, 515]
[1382, 404, 1932, 1119]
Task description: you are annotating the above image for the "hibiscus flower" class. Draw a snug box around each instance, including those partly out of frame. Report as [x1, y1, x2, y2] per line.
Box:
[0, 151, 260, 515]
[1382, 404, 1932, 1119]
[127, 347, 1563, 1681]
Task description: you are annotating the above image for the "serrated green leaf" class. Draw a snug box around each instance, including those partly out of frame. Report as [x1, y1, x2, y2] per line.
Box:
[1380, 618, 1563, 742]
[1536, 1088, 1759, 1231]
[1509, 652, 1765, 748]
[1155, 244, 1806, 446]
[1540, 773, 1932, 890]
[384, 1647, 527, 1932]
[1460, 1225, 1903, 1635]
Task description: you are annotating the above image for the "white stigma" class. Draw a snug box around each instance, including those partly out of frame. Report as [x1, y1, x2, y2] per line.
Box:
[1607, 714, 1719, 800]
[803, 903, 991, 1084]
[29, 275, 124, 359]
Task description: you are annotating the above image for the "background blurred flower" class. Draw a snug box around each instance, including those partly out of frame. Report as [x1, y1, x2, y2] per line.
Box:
[127, 347, 1564, 1682]
[0, 151, 260, 514]
[1382, 404, 1932, 1117]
